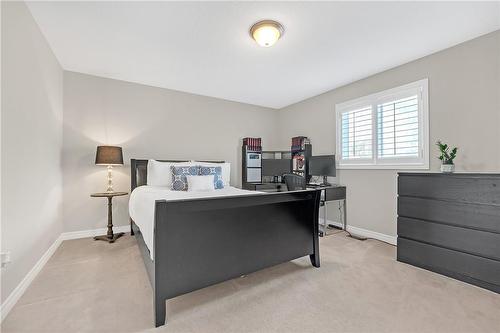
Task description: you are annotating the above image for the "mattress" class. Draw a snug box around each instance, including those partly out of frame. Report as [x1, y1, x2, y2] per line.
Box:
[129, 185, 262, 260]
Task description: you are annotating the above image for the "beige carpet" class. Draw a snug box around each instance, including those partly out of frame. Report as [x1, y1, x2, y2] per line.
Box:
[2, 232, 499, 333]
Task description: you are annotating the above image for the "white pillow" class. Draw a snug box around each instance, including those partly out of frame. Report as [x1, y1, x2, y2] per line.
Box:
[147, 159, 195, 187]
[195, 162, 230, 187]
[186, 175, 215, 192]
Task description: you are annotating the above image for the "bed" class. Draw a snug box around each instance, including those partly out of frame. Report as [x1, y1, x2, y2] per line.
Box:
[129, 159, 321, 327]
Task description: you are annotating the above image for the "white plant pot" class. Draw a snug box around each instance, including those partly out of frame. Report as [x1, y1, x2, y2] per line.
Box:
[441, 164, 455, 173]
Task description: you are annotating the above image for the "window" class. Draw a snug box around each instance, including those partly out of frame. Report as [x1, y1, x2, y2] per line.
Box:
[336, 79, 429, 169]
[340, 106, 373, 159]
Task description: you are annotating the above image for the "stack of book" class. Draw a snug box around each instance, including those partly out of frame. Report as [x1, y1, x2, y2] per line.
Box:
[291, 136, 310, 152]
[243, 137, 262, 151]
[292, 155, 305, 172]
[291, 136, 311, 175]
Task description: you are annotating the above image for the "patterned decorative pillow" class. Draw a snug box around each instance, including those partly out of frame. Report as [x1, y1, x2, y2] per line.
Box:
[199, 166, 224, 189]
[170, 165, 200, 191]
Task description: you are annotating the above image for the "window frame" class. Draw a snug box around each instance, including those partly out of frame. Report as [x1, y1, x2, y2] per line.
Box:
[335, 79, 429, 170]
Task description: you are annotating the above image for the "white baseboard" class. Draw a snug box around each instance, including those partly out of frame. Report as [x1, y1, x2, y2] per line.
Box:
[0, 235, 63, 321]
[0, 225, 130, 322]
[347, 225, 397, 245]
[323, 219, 397, 245]
[60, 225, 130, 241]
[323, 219, 343, 229]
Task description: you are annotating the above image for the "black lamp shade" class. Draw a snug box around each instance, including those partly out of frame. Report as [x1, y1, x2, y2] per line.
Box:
[95, 146, 123, 165]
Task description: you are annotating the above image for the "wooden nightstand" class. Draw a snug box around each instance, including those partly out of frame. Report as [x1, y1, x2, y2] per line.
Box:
[90, 191, 128, 243]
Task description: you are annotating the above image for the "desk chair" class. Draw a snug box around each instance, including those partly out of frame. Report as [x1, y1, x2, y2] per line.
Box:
[283, 174, 306, 191]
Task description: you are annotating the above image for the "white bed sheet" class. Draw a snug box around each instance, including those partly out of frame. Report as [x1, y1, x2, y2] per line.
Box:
[129, 186, 263, 260]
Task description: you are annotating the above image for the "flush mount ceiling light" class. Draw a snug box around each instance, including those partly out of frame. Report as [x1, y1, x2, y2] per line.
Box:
[250, 20, 284, 47]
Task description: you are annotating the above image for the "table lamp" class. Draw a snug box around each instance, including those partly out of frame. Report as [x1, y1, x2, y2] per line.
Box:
[95, 146, 123, 192]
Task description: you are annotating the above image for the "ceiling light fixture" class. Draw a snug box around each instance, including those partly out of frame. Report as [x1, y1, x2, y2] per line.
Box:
[250, 20, 284, 47]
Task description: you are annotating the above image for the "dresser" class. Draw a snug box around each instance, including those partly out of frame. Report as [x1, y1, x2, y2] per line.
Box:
[397, 172, 500, 293]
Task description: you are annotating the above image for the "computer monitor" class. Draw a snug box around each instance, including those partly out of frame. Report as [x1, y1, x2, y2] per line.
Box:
[262, 159, 291, 178]
[308, 155, 336, 186]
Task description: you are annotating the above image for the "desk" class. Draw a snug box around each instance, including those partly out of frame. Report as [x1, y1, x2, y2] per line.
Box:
[243, 183, 347, 237]
[307, 185, 346, 237]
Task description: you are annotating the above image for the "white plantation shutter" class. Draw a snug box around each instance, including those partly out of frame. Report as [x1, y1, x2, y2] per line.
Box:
[377, 95, 419, 158]
[336, 79, 429, 169]
[340, 106, 373, 160]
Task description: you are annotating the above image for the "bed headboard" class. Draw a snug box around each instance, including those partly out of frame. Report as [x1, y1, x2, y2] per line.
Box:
[130, 159, 225, 191]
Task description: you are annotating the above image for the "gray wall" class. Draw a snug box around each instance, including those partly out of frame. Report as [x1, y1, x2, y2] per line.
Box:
[276, 30, 500, 237]
[63, 72, 279, 232]
[1, 2, 64, 303]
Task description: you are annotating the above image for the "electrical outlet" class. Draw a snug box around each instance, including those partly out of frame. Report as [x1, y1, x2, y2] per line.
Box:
[1, 251, 11, 268]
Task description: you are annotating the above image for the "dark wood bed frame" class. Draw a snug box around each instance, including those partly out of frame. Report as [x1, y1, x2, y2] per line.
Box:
[130, 159, 321, 327]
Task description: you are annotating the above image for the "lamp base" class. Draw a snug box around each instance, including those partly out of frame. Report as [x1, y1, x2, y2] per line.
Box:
[106, 165, 114, 192]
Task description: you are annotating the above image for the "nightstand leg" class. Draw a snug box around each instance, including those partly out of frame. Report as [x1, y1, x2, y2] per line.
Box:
[107, 196, 114, 238]
[94, 196, 124, 243]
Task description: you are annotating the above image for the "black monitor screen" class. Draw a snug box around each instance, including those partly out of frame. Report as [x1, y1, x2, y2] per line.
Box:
[262, 159, 291, 176]
[309, 155, 336, 177]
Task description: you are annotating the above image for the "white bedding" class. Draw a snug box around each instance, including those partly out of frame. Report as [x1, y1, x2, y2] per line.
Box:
[129, 186, 262, 259]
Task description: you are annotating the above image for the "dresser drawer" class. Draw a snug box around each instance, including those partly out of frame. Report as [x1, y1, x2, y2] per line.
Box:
[398, 196, 500, 233]
[398, 217, 500, 260]
[397, 238, 500, 292]
[398, 174, 500, 205]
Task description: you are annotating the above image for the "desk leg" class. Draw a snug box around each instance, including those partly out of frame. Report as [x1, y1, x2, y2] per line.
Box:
[323, 201, 328, 236]
[343, 198, 347, 231]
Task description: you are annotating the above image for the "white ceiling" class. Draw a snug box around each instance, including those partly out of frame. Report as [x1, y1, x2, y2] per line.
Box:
[27, 1, 499, 109]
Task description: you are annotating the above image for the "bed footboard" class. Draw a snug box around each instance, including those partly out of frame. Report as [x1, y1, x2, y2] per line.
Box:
[152, 189, 320, 327]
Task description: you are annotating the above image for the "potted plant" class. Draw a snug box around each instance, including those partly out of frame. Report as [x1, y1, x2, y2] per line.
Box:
[436, 140, 458, 173]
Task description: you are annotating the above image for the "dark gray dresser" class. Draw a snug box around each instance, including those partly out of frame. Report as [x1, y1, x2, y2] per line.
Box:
[397, 172, 500, 293]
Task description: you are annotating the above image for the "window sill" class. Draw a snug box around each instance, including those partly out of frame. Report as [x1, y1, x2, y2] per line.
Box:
[338, 163, 429, 170]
